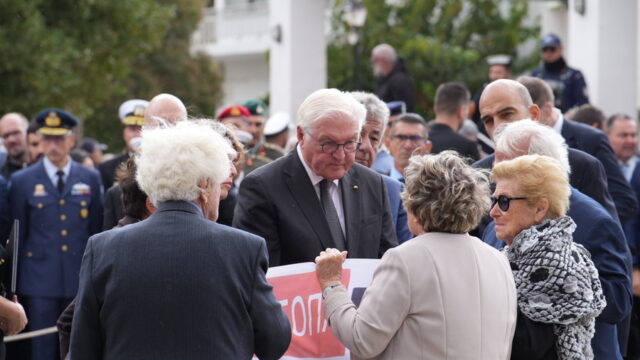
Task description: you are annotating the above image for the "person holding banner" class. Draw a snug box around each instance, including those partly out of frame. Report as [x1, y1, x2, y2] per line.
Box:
[70, 121, 291, 360]
[316, 151, 518, 359]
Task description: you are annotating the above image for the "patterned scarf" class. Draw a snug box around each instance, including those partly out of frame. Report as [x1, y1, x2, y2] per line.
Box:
[503, 216, 606, 360]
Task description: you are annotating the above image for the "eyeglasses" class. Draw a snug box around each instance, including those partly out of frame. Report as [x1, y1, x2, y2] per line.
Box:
[542, 47, 558, 53]
[306, 132, 360, 154]
[491, 195, 527, 212]
[391, 134, 425, 143]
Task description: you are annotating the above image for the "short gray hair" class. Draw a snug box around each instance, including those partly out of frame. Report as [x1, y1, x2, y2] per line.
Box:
[401, 151, 491, 233]
[349, 91, 390, 132]
[136, 120, 236, 206]
[494, 119, 570, 174]
[297, 88, 365, 134]
[371, 43, 397, 63]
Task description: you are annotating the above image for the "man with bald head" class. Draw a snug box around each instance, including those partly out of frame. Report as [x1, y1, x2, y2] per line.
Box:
[0, 113, 29, 178]
[518, 76, 637, 224]
[144, 93, 188, 127]
[371, 44, 415, 112]
[474, 79, 618, 220]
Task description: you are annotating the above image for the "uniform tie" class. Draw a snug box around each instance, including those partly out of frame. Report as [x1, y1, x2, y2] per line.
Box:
[320, 179, 346, 251]
[56, 170, 65, 194]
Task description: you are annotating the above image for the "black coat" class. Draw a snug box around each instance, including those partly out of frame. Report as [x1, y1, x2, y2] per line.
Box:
[374, 60, 415, 112]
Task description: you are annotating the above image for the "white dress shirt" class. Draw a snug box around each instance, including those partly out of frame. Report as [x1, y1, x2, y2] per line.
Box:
[43, 156, 72, 187]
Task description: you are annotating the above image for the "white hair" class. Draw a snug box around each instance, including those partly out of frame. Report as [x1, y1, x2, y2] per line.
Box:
[349, 91, 390, 133]
[297, 88, 366, 134]
[136, 120, 236, 206]
[495, 119, 571, 174]
[372, 43, 397, 63]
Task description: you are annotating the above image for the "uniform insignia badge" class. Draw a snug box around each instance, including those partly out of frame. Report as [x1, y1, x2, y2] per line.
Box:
[133, 105, 145, 117]
[80, 208, 89, 219]
[71, 183, 91, 196]
[256, 105, 264, 114]
[45, 111, 61, 127]
[33, 184, 47, 196]
[230, 107, 241, 116]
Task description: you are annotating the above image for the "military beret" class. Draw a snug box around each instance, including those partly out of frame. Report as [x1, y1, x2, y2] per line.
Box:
[217, 105, 251, 120]
[119, 99, 149, 126]
[242, 99, 268, 116]
[35, 108, 79, 136]
[387, 101, 406, 117]
[264, 112, 290, 137]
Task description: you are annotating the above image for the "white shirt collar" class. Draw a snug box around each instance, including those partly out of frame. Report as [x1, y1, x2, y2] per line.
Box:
[43, 156, 72, 184]
[552, 108, 564, 134]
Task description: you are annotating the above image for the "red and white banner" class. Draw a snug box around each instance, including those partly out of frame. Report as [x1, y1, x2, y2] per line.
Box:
[264, 259, 380, 360]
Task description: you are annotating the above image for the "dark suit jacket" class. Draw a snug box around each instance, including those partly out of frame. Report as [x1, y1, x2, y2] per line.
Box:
[97, 153, 129, 192]
[428, 123, 480, 162]
[474, 148, 618, 220]
[233, 150, 397, 266]
[382, 175, 412, 243]
[70, 200, 291, 360]
[483, 188, 632, 359]
[561, 118, 638, 223]
[101, 184, 124, 230]
[623, 159, 640, 267]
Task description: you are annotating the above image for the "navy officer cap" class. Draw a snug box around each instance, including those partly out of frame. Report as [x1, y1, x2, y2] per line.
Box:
[35, 108, 79, 136]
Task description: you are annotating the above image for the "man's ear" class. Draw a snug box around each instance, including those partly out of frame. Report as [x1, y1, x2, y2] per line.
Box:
[534, 198, 550, 223]
[529, 104, 541, 121]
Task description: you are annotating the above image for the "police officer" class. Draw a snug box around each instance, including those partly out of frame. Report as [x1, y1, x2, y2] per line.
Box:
[8, 108, 103, 360]
[531, 33, 589, 113]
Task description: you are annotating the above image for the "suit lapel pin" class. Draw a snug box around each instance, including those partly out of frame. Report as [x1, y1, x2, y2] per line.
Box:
[353, 185, 359, 190]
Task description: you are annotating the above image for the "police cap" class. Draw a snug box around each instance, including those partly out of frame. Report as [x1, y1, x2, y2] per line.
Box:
[35, 108, 79, 136]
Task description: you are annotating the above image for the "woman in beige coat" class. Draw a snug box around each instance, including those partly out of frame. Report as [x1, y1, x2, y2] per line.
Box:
[315, 151, 518, 359]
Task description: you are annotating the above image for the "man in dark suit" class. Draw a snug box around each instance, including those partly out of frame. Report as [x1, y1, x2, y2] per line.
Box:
[482, 119, 632, 360]
[71, 121, 290, 360]
[350, 91, 412, 243]
[9, 109, 103, 360]
[518, 76, 637, 223]
[476, 79, 618, 219]
[234, 89, 397, 266]
[429, 82, 480, 162]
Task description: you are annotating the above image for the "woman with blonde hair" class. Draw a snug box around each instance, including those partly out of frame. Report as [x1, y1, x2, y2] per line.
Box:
[491, 154, 606, 359]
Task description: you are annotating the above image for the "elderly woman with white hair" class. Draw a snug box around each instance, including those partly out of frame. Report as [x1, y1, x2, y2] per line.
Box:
[70, 120, 291, 360]
[315, 151, 518, 359]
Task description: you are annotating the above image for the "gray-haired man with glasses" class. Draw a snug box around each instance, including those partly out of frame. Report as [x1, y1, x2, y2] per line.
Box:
[234, 88, 398, 266]
[387, 113, 432, 182]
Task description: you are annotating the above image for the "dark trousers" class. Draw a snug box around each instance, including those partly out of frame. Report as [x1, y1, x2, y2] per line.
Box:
[25, 296, 73, 360]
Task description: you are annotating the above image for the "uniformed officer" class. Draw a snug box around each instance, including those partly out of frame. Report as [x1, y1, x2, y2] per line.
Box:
[261, 112, 290, 160]
[8, 108, 103, 360]
[242, 99, 268, 149]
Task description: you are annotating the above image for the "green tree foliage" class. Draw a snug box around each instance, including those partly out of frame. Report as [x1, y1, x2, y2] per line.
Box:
[328, 0, 539, 119]
[0, 0, 223, 151]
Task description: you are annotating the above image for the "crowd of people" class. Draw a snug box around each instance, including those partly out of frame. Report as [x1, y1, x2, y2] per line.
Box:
[0, 32, 636, 360]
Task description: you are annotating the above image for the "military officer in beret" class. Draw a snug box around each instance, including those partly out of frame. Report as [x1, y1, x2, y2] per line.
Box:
[8, 108, 103, 360]
[216, 105, 251, 134]
[97, 99, 149, 192]
[242, 99, 268, 149]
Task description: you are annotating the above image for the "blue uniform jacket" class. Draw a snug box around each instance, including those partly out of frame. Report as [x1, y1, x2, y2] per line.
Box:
[9, 160, 103, 298]
[623, 159, 640, 267]
[531, 64, 588, 112]
[483, 187, 633, 359]
[382, 175, 412, 243]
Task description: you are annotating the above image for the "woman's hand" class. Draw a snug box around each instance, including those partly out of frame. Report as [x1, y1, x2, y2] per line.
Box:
[315, 248, 348, 289]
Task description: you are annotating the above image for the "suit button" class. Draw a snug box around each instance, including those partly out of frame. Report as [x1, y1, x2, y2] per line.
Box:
[61, 245, 69, 252]
[60, 214, 67, 221]
[61, 229, 68, 237]
[37, 203, 44, 209]
[27, 252, 33, 258]
[80, 201, 87, 207]
[59, 199, 65, 206]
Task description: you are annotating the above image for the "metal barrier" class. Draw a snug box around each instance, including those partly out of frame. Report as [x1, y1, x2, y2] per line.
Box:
[5, 326, 57, 342]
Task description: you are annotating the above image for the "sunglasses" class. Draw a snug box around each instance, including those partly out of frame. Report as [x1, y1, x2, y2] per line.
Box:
[542, 47, 558, 53]
[491, 195, 527, 212]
